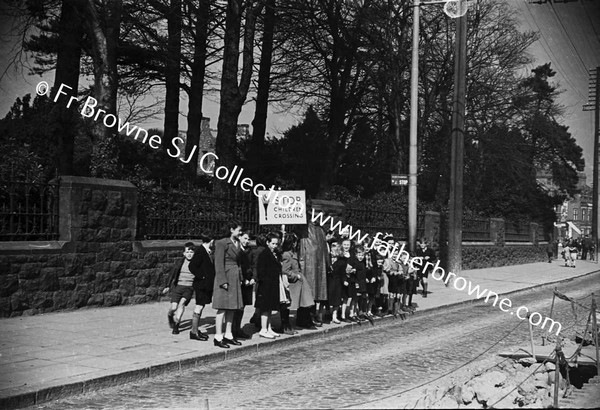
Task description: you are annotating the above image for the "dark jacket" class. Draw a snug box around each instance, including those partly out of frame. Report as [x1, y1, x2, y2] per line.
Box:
[327, 258, 346, 307]
[250, 246, 266, 281]
[240, 246, 254, 306]
[255, 248, 281, 312]
[191, 245, 215, 292]
[167, 258, 199, 289]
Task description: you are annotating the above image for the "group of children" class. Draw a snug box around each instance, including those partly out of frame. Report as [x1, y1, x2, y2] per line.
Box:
[326, 234, 437, 323]
[162, 227, 438, 345]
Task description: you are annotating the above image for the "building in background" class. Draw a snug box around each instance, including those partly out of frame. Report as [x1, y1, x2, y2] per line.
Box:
[552, 172, 592, 239]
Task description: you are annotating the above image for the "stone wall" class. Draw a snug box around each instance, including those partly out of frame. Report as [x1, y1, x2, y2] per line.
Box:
[461, 245, 547, 270]
[0, 247, 180, 317]
[0, 177, 550, 318]
[0, 177, 183, 318]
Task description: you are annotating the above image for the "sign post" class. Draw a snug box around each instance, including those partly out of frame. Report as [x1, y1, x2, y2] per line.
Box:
[391, 174, 409, 187]
[258, 190, 307, 226]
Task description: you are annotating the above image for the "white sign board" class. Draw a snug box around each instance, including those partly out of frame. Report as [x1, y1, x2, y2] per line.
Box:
[258, 190, 306, 225]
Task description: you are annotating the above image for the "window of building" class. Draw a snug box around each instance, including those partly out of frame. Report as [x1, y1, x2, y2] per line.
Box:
[582, 208, 587, 221]
[573, 208, 578, 220]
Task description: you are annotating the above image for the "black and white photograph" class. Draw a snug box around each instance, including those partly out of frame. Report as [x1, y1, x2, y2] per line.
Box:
[0, 0, 599, 408]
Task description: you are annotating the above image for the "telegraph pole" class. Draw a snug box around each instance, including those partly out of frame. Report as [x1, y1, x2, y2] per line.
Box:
[447, 1, 468, 278]
[408, 0, 466, 253]
[408, 0, 420, 252]
[585, 67, 599, 262]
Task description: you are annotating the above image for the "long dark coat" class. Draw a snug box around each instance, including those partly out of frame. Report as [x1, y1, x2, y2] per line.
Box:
[240, 246, 254, 306]
[327, 258, 346, 308]
[212, 238, 244, 310]
[255, 248, 281, 312]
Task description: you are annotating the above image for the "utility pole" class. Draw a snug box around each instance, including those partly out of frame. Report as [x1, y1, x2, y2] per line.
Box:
[408, 0, 466, 252]
[408, 0, 420, 252]
[584, 67, 599, 262]
[447, 1, 468, 278]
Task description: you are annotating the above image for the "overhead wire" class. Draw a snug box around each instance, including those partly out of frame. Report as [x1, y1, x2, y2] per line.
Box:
[519, 0, 587, 101]
[549, 0, 592, 77]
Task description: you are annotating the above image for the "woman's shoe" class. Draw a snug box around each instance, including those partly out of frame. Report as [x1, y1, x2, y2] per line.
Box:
[332, 318, 341, 324]
[213, 338, 230, 349]
[259, 330, 275, 339]
[223, 337, 241, 346]
[268, 329, 281, 338]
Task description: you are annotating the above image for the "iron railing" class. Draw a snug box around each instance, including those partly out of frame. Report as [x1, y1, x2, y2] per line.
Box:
[345, 205, 424, 240]
[462, 217, 491, 242]
[505, 220, 531, 242]
[136, 185, 280, 239]
[0, 179, 60, 241]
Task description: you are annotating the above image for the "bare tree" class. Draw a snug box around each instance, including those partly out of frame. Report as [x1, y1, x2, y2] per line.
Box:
[248, 0, 275, 179]
[79, 0, 123, 178]
[215, 0, 264, 177]
[182, 0, 211, 172]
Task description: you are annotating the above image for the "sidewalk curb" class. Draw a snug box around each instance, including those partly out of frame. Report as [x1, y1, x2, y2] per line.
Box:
[2, 267, 598, 409]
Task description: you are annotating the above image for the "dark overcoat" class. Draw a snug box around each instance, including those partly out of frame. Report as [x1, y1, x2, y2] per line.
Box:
[212, 238, 244, 310]
[255, 249, 281, 312]
[190, 245, 215, 305]
[327, 258, 346, 307]
[240, 246, 254, 306]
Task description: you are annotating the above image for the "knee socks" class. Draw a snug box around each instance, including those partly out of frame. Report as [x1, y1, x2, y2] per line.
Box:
[191, 312, 200, 334]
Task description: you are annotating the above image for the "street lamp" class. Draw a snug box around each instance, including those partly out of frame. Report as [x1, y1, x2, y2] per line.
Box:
[408, 0, 470, 258]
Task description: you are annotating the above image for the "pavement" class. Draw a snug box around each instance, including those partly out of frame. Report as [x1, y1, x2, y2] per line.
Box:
[1, 258, 599, 409]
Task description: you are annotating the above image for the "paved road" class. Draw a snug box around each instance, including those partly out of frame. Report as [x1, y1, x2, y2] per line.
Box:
[28, 272, 600, 409]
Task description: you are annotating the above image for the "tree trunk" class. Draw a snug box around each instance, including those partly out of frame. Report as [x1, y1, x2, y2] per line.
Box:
[318, 91, 346, 194]
[81, 0, 122, 178]
[215, 0, 263, 189]
[185, 0, 210, 175]
[164, 0, 182, 154]
[249, 0, 276, 179]
[52, 0, 83, 176]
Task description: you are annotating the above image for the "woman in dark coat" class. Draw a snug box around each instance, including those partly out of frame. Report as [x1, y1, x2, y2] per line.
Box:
[212, 220, 244, 348]
[255, 232, 282, 339]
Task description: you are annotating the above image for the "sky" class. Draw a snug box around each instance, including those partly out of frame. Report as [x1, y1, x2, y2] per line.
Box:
[512, 0, 600, 183]
[0, 0, 599, 180]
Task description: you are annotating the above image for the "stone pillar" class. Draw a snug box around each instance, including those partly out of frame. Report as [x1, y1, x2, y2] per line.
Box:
[57, 176, 137, 242]
[423, 211, 441, 246]
[490, 218, 505, 246]
[531, 222, 539, 245]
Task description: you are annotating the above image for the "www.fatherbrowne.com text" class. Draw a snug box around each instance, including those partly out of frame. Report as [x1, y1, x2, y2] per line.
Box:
[310, 209, 563, 336]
